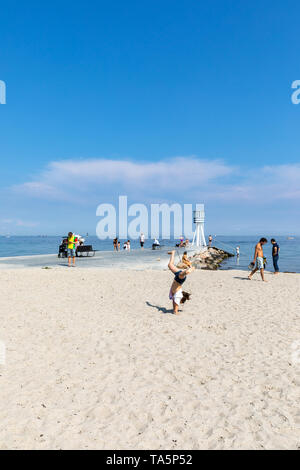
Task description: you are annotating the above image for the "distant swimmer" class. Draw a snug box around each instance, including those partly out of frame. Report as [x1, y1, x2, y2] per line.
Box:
[248, 238, 268, 282]
[236, 246, 240, 257]
[168, 250, 195, 315]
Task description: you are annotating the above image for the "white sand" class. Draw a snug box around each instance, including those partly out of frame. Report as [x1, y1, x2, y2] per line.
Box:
[0, 268, 299, 450]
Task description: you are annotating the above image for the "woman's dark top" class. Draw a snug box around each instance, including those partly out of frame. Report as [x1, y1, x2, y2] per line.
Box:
[174, 270, 186, 285]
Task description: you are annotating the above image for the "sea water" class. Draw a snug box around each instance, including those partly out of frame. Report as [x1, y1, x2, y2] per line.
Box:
[0, 235, 299, 273]
[214, 235, 300, 273]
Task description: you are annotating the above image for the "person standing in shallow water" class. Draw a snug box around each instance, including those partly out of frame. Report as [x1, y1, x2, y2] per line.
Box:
[271, 238, 280, 275]
[113, 238, 118, 251]
[140, 232, 145, 249]
[248, 238, 268, 282]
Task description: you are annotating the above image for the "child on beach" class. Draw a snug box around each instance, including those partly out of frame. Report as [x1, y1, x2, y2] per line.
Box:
[182, 251, 192, 268]
[168, 251, 195, 315]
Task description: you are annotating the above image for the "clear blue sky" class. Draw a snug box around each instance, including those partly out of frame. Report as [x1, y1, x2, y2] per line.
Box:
[0, 0, 300, 236]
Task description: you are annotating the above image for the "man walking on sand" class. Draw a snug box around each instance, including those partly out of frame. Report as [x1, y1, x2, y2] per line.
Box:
[271, 238, 280, 274]
[248, 237, 268, 282]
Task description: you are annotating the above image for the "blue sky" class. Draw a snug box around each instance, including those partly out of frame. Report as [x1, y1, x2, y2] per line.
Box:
[0, 0, 300, 236]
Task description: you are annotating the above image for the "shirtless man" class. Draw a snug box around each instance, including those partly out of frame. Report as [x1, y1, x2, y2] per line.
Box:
[248, 238, 268, 282]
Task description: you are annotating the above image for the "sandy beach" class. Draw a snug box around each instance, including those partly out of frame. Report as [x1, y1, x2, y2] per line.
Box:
[0, 267, 299, 450]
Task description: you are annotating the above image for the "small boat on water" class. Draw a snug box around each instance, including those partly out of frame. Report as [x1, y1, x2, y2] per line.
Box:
[287, 236, 295, 240]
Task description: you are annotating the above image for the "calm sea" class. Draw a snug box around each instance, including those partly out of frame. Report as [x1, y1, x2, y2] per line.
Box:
[0, 235, 299, 272]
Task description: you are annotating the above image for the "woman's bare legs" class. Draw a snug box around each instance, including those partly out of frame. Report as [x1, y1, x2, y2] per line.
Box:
[168, 250, 178, 274]
[168, 251, 184, 314]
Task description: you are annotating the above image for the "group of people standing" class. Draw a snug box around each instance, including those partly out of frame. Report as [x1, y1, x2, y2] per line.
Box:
[113, 238, 131, 251]
[177, 237, 190, 248]
[248, 238, 280, 282]
[113, 233, 154, 251]
[207, 234, 281, 281]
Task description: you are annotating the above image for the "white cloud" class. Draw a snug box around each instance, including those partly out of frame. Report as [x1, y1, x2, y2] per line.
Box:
[10, 157, 300, 205]
[0, 218, 38, 228]
[11, 156, 234, 202]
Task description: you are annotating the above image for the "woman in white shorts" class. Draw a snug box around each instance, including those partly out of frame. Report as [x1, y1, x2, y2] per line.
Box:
[168, 251, 195, 315]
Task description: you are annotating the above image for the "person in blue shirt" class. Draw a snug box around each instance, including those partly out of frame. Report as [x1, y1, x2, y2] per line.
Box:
[271, 238, 280, 274]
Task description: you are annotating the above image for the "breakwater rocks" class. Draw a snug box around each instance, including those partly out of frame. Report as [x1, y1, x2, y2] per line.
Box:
[178, 247, 235, 270]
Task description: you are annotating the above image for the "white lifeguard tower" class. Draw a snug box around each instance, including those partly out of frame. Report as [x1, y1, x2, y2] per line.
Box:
[192, 204, 207, 248]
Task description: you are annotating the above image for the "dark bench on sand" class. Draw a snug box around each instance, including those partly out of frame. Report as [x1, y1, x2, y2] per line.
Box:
[76, 245, 96, 257]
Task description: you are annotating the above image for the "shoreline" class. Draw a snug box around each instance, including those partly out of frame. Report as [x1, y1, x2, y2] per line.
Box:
[1, 236, 299, 273]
